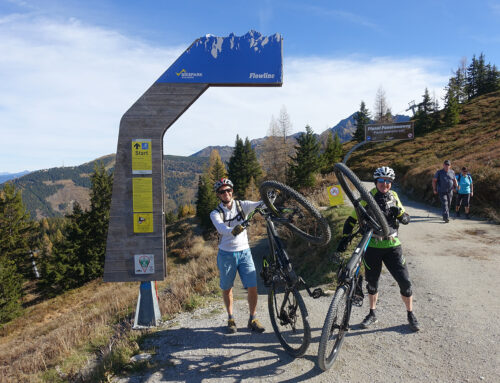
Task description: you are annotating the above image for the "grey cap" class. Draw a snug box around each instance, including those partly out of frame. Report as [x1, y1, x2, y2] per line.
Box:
[444, 160, 451, 165]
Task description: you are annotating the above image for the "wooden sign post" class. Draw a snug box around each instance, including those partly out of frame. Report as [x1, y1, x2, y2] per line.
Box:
[103, 32, 283, 326]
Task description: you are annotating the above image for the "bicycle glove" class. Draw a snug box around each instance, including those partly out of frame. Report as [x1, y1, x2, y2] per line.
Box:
[399, 212, 410, 225]
[389, 206, 402, 219]
[231, 224, 245, 236]
[336, 235, 350, 252]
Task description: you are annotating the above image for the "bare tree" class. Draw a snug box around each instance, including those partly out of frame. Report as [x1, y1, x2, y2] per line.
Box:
[261, 114, 289, 182]
[278, 105, 292, 142]
[374, 86, 393, 123]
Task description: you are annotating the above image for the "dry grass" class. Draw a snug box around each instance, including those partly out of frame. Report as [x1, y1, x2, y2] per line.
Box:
[0, 216, 219, 383]
[0, 280, 138, 382]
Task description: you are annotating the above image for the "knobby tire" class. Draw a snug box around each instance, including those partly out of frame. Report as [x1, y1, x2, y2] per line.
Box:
[259, 180, 331, 246]
[318, 284, 351, 371]
[333, 163, 390, 237]
[268, 284, 311, 357]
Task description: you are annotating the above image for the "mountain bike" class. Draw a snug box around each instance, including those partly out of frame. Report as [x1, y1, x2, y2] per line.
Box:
[240, 180, 331, 357]
[317, 162, 390, 371]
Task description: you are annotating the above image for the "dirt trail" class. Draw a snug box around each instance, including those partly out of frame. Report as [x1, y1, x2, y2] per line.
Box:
[114, 191, 500, 383]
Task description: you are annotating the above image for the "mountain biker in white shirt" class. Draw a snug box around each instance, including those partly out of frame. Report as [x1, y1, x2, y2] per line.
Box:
[210, 178, 265, 334]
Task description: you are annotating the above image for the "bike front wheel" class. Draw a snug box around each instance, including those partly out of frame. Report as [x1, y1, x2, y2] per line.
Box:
[260, 180, 331, 246]
[268, 282, 311, 357]
[333, 163, 390, 237]
[318, 284, 351, 371]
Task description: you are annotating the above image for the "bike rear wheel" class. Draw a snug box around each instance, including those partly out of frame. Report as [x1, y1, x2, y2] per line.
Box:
[268, 282, 311, 357]
[318, 284, 351, 371]
[260, 180, 331, 246]
[333, 163, 389, 236]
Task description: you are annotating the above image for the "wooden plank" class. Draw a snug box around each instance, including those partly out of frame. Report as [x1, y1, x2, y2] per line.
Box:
[104, 83, 207, 282]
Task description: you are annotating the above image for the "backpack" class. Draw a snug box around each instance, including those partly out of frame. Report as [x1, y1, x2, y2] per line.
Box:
[457, 173, 471, 184]
[216, 199, 245, 226]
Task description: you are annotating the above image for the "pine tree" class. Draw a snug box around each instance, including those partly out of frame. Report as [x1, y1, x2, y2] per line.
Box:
[485, 64, 500, 94]
[79, 163, 113, 280]
[321, 133, 343, 174]
[37, 164, 113, 294]
[414, 88, 434, 135]
[0, 183, 38, 279]
[287, 125, 321, 189]
[227, 135, 246, 196]
[0, 256, 23, 323]
[38, 203, 85, 293]
[353, 101, 371, 142]
[197, 151, 226, 230]
[195, 174, 218, 229]
[443, 87, 460, 127]
[466, 54, 479, 99]
[242, 138, 262, 197]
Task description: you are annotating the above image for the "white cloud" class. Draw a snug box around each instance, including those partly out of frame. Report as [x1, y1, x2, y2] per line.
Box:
[0, 14, 181, 172]
[166, 56, 448, 153]
[0, 13, 450, 172]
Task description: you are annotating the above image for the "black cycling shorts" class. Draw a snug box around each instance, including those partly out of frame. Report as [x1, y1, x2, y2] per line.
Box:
[364, 245, 412, 297]
[457, 193, 471, 207]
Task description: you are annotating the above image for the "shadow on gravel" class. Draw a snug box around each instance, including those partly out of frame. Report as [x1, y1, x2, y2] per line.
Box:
[347, 323, 412, 336]
[149, 325, 326, 382]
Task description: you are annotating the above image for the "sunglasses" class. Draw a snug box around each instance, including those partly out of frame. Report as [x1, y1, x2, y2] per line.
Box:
[218, 189, 233, 195]
[377, 178, 392, 184]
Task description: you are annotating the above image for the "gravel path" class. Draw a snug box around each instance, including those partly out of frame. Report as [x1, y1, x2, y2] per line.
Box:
[114, 192, 500, 383]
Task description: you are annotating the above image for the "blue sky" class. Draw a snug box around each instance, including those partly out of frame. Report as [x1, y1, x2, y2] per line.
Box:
[1, 0, 499, 173]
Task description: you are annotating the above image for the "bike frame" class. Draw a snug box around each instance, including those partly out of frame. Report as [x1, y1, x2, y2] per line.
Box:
[337, 228, 373, 328]
[244, 206, 322, 298]
[264, 213, 298, 286]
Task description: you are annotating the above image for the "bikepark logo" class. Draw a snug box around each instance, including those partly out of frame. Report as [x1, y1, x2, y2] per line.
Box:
[249, 72, 275, 79]
[176, 68, 203, 79]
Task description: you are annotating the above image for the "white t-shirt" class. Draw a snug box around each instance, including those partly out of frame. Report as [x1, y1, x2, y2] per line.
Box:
[210, 200, 262, 252]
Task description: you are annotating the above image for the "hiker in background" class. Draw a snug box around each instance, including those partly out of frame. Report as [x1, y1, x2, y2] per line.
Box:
[432, 160, 458, 223]
[455, 167, 474, 219]
[210, 178, 265, 334]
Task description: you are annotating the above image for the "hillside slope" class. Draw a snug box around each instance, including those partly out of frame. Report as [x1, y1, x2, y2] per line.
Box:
[8, 154, 209, 219]
[346, 90, 500, 221]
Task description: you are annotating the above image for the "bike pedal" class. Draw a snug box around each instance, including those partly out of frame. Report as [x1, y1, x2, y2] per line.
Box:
[352, 296, 364, 307]
[312, 288, 323, 299]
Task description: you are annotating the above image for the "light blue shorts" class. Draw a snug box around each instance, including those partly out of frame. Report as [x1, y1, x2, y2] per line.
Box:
[217, 248, 257, 291]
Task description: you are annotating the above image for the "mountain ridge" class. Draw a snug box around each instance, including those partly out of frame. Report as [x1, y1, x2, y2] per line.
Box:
[2, 111, 415, 219]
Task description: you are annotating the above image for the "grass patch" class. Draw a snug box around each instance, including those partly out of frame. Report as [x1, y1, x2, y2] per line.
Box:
[285, 204, 353, 289]
[346, 90, 500, 222]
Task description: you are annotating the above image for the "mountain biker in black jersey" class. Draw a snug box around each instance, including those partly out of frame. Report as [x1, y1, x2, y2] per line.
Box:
[337, 166, 420, 332]
[210, 178, 265, 334]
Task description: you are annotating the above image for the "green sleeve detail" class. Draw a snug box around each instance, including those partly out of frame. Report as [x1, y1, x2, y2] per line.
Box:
[392, 191, 405, 216]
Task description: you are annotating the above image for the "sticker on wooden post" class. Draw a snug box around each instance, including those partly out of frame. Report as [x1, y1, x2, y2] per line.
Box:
[133, 178, 153, 233]
[133, 178, 153, 212]
[133, 213, 154, 233]
[328, 185, 344, 206]
[132, 139, 152, 174]
[134, 254, 155, 274]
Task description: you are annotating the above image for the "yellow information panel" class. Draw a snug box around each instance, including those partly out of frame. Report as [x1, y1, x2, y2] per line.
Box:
[328, 185, 344, 206]
[133, 178, 153, 213]
[133, 213, 154, 233]
[131, 139, 152, 174]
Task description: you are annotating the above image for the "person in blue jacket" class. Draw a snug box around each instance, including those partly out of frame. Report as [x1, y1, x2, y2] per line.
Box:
[455, 167, 474, 218]
[432, 160, 458, 223]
